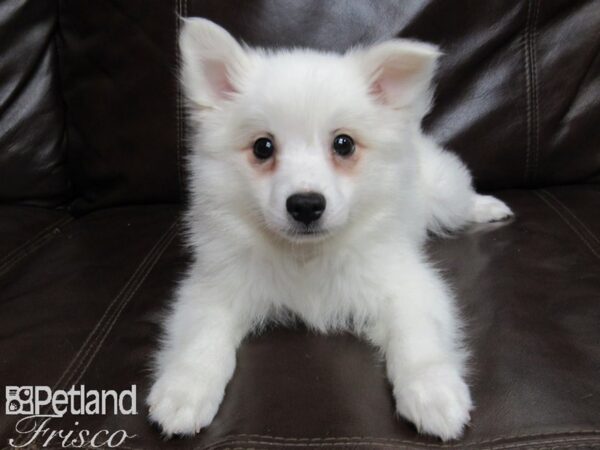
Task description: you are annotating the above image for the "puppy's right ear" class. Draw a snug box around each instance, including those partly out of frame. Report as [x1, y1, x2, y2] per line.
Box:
[353, 40, 441, 118]
[179, 18, 248, 109]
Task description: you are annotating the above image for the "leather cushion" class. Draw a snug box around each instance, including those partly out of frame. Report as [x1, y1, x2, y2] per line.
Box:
[1, 188, 599, 449]
[0, 0, 71, 206]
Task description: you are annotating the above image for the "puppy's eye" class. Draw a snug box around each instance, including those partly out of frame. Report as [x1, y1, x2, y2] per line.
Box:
[333, 134, 355, 157]
[253, 137, 275, 160]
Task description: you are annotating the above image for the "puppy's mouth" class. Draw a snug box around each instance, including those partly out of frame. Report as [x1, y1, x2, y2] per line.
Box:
[283, 226, 330, 241]
[297, 228, 323, 235]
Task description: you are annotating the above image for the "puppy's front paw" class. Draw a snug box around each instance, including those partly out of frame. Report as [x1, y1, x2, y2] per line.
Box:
[470, 195, 513, 223]
[394, 364, 473, 441]
[147, 373, 223, 437]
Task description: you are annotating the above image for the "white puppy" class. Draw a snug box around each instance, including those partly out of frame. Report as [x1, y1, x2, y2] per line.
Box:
[147, 18, 513, 441]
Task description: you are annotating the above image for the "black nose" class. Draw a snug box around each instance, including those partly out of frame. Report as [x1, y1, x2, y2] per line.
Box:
[286, 193, 326, 225]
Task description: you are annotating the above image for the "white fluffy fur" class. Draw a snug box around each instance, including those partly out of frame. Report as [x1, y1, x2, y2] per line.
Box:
[147, 18, 513, 441]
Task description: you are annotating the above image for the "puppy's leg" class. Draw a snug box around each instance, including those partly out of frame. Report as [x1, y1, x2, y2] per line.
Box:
[418, 136, 513, 234]
[367, 251, 472, 441]
[147, 273, 252, 436]
[469, 193, 514, 223]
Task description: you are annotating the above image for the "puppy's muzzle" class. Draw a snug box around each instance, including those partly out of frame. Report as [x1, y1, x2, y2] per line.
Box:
[286, 193, 326, 226]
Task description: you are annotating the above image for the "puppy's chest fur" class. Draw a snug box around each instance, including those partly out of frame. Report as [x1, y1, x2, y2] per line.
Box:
[214, 238, 398, 333]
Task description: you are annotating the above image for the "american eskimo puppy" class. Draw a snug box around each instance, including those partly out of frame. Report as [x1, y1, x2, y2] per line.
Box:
[147, 18, 513, 441]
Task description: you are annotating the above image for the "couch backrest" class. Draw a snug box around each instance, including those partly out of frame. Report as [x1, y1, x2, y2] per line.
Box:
[58, 0, 182, 214]
[0, 1, 71, 207]
[184, 0, 600, 192]
[4, 1, 598, 213]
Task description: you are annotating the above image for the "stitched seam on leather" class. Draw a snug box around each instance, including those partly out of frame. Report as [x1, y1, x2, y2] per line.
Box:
[211, 431, 600, 443]
[541, 190, 600, 247]
[522, 0, 541, 186]
[11, 221, 178, 447]
[57, 221, 177, 390]
[536, 190, 600, 260]
[212, 442, 600, 450]
[541, 445, 600, 450]
[68, 222, 178, 386]
[10, 220, 178, 447]
[530, 0, 540, 183]
[482, 437, 600, 450]
[0, 216, 68, 267]
[205, 436, 600, 450]
[211, 446, 421, 450]
[211, 445, 600, 450]
[0, 216, 72, 277]
[522, 0, 533, 184]
[202, 432, 600, 450]
[175, 0, 183, 198]
[210, 444, 600, 450]
[56, 221, 178, 392]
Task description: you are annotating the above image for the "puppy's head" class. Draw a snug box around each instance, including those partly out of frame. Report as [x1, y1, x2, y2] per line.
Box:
[181, 18, 439, 243]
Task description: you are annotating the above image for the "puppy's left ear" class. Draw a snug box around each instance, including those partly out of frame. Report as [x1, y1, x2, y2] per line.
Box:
[179, 17, 248, 109]
[354, 40, 441, 116]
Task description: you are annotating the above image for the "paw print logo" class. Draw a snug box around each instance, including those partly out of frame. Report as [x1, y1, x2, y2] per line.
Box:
[5, 386, 34, 415]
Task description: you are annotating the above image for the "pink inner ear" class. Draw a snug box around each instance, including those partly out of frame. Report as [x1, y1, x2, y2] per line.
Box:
[370, 80, 385, 99]
[370, 73, 400, 105]
[369, 57, 430, 107]
[205, 59, 236, 100]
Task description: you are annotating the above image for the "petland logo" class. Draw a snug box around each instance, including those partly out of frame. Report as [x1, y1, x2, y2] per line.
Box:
[5, 385, 137, 448]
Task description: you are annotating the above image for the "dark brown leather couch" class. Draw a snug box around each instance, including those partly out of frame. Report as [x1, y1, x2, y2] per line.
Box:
[1, 1, 599, 449]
